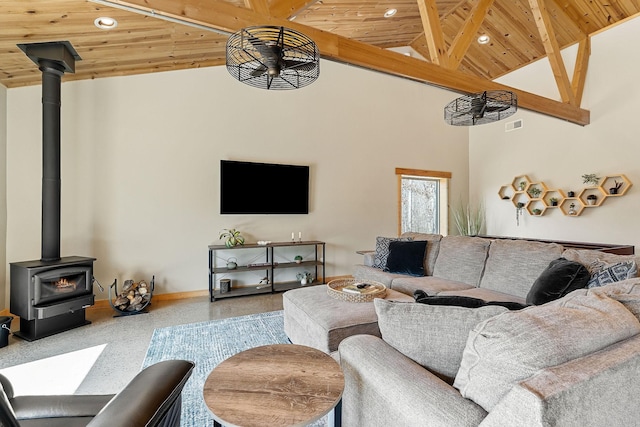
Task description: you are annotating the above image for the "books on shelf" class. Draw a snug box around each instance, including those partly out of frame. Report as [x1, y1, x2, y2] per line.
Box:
[341, 283, 380, 294]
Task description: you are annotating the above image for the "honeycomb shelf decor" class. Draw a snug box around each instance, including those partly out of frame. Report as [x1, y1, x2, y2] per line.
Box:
[498, 174, 632, 217]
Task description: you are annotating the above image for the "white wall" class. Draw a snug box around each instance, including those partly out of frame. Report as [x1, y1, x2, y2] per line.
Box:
[470, 17, 640, 248]
[5, 60, 468, 301]
[0, 84, 6, 308]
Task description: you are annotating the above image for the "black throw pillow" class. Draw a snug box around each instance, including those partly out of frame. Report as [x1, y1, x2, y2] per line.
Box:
[384, 240, 428, 276]
[526, 257, 590, 305]
[413, 289, 529, 310]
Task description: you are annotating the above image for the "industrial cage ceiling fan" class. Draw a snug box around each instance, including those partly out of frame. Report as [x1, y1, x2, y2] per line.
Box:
[444, 90, 517, 126]
[226, 26, 320, 90]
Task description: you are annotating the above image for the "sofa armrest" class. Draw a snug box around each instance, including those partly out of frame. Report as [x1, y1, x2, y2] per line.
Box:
[339, 334, 487, 427]
[11, 395, 113, 419]
[359, 251, 376, 267]
[479, 334, 640, 427]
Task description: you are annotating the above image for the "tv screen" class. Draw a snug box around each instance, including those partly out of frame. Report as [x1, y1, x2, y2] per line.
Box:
[220, 160, 310, 214]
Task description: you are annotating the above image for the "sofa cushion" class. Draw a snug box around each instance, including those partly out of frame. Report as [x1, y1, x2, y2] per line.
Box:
[562, 248, 640, 276]
[587, 260, 637, 288]
[400, 233, 443, 276]
[390, 276, 474, 297]
[588, 279, 640, 321]
[479, 239, 564, 299]
[373, 236, 412, 269]
[384, 240, 428, 276]
[432, 236, 490, 286]
[353, 265, 410, 287]
[526, 257, 590, 305]
[375, 299, 507, 382]
[453, 291, 640, 412]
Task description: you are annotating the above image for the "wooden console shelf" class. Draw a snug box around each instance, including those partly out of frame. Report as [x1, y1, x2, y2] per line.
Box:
[208, 241, 326, 302]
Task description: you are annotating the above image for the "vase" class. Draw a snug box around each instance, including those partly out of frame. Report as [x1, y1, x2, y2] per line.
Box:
[587, 199, 596, 205]
[301, 278, 307, 285]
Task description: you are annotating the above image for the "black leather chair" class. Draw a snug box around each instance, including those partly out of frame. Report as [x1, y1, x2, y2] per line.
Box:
[0, 359, 194, 427]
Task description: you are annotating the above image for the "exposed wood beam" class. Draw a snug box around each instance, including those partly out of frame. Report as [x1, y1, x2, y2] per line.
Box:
[408, 34, 432, 61]
[448, 0, 495, 69]
[528, 0, 576, 105]
[571, 36, 590, 106]
[269, 0, 320, 19]
[244, 0, 271, 17]
[109, 0, 590, 125]
[416, 0, 450, 67]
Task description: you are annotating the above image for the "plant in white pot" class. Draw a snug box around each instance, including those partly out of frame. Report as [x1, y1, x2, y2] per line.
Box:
[296, 271, 313, 285]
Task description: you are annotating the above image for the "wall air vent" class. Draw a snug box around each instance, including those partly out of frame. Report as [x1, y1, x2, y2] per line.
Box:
[505, 119, 523, 132]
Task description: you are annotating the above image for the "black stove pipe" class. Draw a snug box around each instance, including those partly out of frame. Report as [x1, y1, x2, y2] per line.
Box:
[40, 59, 65, 262]
[18, 41, 80, 263]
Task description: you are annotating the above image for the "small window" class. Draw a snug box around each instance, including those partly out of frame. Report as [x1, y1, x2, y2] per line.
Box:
[396, 168, 450, 235]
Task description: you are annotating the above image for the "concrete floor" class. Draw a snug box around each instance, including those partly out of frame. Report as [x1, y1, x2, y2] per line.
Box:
[0, 292, 284, 394]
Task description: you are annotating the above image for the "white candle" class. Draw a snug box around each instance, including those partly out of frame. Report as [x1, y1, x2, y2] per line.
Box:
[298, 232, 302, 240]
[291, 232, 295, 240]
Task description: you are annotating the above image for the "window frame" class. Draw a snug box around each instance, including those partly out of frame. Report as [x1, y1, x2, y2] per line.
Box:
[396, 168, 451, 236]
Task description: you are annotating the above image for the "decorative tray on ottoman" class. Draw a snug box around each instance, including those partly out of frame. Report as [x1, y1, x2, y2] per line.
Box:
[326, 278, 387, 303]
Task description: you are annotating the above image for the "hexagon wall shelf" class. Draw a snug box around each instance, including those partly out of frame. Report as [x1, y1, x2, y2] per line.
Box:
[498, 174, 632, 217]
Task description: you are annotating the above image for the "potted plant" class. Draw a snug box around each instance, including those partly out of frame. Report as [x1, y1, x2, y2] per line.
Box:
[296, 271, 313, 285]
[528, 187, 542, 198]
[610, 180, 623, 194]
[582, 173, 601, 187]
[568, 202, 577, 215]
[587, 194, 597, 205]
[532, 208, 542, 215]
[518, 181, 526, 191]
[219, 228, 245, 248]
[549, 197, 559, 206]
[294, 255, 303, 264]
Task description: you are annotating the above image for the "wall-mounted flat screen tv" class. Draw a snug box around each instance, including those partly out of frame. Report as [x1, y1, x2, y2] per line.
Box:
[220, 160, 310, 214]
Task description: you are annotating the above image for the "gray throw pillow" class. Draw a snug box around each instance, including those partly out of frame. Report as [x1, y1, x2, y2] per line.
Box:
[374, 299, 507, 382]
[373, 236, 412, 269]
[453, 292, 640, 412]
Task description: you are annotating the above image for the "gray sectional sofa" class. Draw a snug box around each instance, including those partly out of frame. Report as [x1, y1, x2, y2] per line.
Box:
[339, 233, 640, 426]
[339, 281, 640, 426]
[354, 233, 637, 304]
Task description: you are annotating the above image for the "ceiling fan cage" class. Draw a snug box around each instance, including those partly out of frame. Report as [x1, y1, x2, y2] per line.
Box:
[444, 90, 517, 126]
[226, 26, 320, 90]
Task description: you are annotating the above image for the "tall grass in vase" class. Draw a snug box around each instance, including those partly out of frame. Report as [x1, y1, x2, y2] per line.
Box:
[451, 200, 486, 236]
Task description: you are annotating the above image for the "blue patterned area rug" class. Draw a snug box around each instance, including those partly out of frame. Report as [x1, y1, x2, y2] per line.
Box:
[142, 310, 327, 427]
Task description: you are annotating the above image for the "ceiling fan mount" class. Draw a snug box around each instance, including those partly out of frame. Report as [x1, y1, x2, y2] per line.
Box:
[444, 90, 517, 126]
[226, 26, 320, 90]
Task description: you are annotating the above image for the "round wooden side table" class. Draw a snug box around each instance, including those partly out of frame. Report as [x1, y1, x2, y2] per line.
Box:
[203, 344, 344, 427]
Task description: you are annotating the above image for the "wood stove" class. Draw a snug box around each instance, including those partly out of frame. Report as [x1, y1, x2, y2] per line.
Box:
[10, 257, 95, 341]
[9, 41, 97, 341]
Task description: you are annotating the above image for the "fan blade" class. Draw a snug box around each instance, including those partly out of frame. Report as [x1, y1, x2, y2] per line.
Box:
[250, 65, 267, 77]
[282, 60, 316, 72]
[485, 104, 510, 113]
[247, 36, 282, 66]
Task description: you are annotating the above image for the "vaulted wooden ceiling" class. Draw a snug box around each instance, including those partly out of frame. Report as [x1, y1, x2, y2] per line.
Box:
[1, 0, 639, 125]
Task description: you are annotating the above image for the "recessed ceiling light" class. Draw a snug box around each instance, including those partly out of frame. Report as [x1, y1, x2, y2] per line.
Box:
[477, 34, 490, 45]
[384, 8, 397, 18]
[94, 17, 118, 30]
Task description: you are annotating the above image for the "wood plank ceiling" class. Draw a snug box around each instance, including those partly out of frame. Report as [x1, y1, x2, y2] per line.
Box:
[1, 0, 639, 125]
